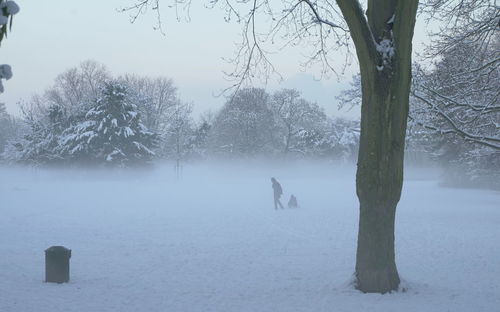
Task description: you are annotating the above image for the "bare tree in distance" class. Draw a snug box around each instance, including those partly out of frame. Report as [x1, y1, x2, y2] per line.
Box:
[15, 60, 112, 129]
[121, 0, 499, 293]
[119, 74, 179, 134]
[44, 60, 112, 117]
[270, 88, 327, 155]
[209, 87, 276, 156]
[162, 100, 193, 177]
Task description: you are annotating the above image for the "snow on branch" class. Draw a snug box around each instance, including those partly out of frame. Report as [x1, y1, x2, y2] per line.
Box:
[412, 92, 500, 150]
[0, 0, 20, 93]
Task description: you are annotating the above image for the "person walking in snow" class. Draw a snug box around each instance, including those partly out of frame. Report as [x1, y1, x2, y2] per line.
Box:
[271, 177, 284, 210]
[288, 194, 298, 208]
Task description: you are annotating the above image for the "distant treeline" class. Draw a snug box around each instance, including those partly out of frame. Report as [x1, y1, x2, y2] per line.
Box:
[0, 61, 361, 166]
[0, 60, 498, 189]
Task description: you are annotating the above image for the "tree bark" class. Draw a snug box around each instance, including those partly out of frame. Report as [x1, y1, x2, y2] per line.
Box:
[355, 67, 408, 293]
[336, 0, 418, 293]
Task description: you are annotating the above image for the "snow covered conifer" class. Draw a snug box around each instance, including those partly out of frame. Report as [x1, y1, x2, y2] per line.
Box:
[60, 82, 157, 166]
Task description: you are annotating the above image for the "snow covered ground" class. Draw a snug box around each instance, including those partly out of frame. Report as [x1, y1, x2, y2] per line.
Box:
[1, 161, 499, 312]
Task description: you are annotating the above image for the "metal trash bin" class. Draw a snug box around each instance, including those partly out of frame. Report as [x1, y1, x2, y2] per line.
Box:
[45, 246, 71, 283]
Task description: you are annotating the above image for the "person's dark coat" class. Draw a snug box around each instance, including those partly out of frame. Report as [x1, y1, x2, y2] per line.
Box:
[271, 177, 284, 209]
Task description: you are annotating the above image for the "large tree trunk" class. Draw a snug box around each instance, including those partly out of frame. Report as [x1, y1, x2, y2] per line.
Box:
[336, 0, 418, 293]
[355, 64, 410, 293]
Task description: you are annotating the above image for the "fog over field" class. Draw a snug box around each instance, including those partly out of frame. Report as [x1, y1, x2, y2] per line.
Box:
[1, 162, 499, 312]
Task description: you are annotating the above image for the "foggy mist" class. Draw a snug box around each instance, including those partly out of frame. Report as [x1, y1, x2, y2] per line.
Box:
[1, 161, 499, 311]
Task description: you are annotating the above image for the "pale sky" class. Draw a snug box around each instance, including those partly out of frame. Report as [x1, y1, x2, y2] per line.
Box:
[0, 1, 429, 119]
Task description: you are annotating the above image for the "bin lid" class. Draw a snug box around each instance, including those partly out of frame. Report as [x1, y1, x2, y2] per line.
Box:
[45, 246, 71, 254]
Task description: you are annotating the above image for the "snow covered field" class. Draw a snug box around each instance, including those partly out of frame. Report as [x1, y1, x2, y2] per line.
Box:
[1, 162, 499, 312]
